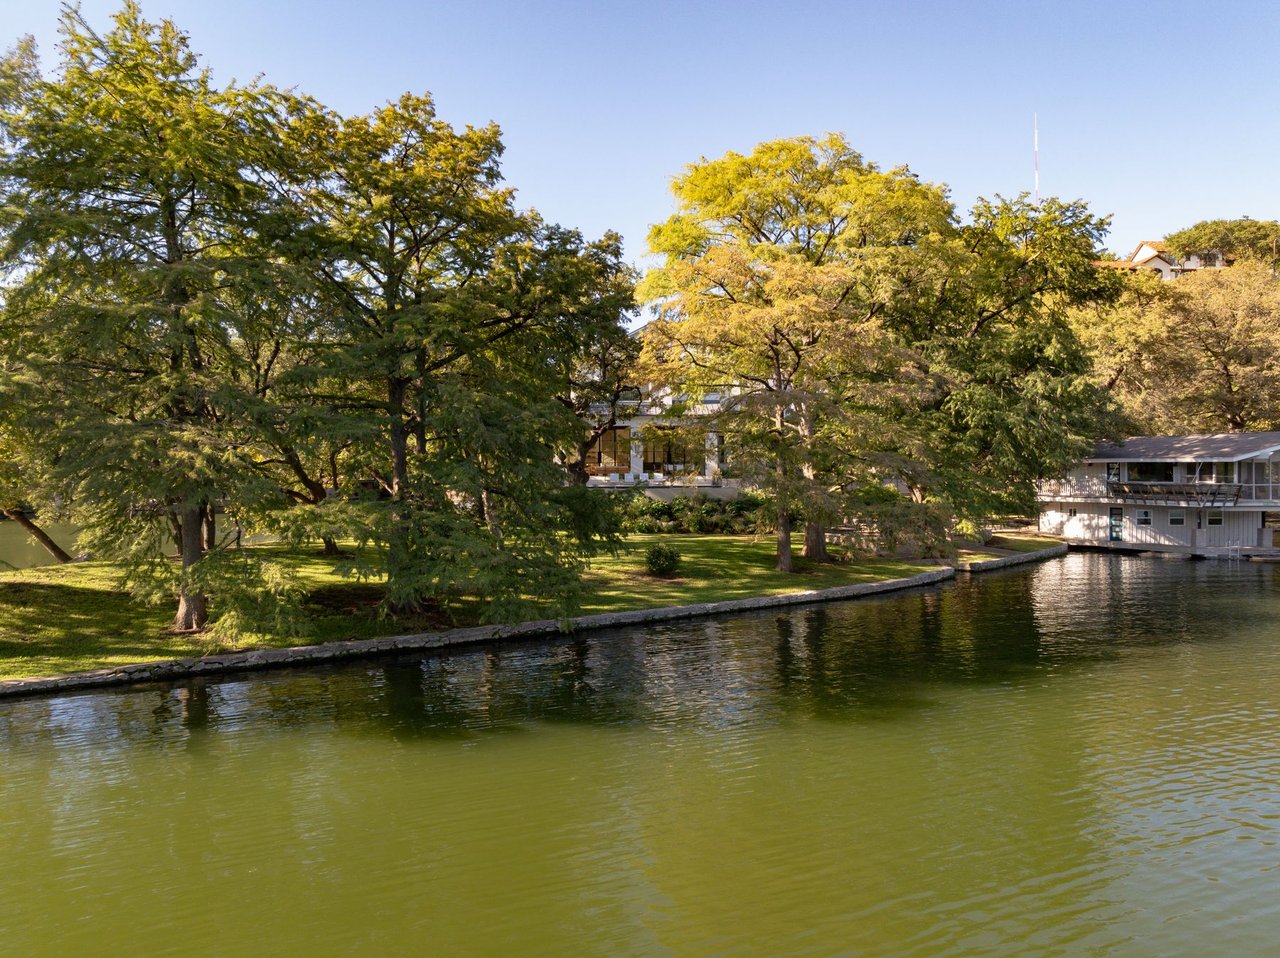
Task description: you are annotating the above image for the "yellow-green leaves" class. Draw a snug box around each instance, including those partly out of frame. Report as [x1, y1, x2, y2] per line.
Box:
[1094, 261, 1280, 432]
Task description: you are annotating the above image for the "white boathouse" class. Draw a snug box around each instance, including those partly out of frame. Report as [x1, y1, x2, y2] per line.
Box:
[1038, 433, 1280, 554]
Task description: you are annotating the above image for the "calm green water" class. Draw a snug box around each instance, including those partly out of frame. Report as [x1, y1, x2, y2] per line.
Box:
[0, 519, 77, 570]
[3, 553, 1280, 956]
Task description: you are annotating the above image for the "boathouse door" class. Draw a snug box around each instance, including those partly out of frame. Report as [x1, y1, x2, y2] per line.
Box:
[1109, 507, 1123, 541]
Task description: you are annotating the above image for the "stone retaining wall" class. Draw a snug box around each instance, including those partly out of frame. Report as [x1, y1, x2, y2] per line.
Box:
[0, 567, 956, 700]
[956, 543, 1068, 572]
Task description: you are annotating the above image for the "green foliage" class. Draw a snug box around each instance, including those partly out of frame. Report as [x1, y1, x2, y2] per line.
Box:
[840, 498, 955, 561]
[641, 134, 957, 568]
[282, 89, 633, 620]
[1078, 261, 1280, 433]
[906, 195, 1119, 521]
[644, 543, 682, 577]
[0, 4, 635, 634]
[642, 135, 1116, 559]
[554, 485, 625, 555]
[550, 236, 640, 485]
[1165, 218, 1280, 268]
[193, 552, 310, 642]
[0, 2, 303, 629]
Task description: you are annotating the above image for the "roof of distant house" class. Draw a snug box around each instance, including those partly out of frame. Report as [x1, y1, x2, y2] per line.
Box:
[1089, 433, 1280, 462]
[1129, 240, 1170, 257]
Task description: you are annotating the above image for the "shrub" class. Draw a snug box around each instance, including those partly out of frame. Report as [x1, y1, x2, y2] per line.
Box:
[613, 491, 773, 535]
[645, 543, 682, 577]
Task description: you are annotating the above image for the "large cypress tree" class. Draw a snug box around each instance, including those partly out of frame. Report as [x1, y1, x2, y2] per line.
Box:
[0, 3, 299, 629]
[286, 95, 632, 618]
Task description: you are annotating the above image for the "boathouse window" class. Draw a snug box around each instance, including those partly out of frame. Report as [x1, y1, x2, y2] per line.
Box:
[1195, 462, 1235, 483]
[1129, 462, 1174, 482]
[1207, 509, 1224, 526]
[1169, 509, 1185, 526]
[1137, 509, 1152, 526]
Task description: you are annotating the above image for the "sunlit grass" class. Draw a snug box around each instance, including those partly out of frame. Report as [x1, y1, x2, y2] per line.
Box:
[579, 535, 929, 614]
[986, 533, 1062, 553]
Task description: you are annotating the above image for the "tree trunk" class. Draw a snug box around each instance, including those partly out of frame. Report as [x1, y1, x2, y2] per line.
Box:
[2, 508, 72, 563]
[386, 375, 415, 611]
[567, 457, 591, 486]
[773, 402, 793, 573]
[273, 437, 340, 555]
[174, 505, 208, 632]
[203, 505, 216, 551]
[480, 487, 502, 547]
[803, 521, 829, 562]
[776, 510, 793, 572]
[797, 412, 828, 562]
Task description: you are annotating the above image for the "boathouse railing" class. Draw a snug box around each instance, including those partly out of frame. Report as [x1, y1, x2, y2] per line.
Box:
[1105, 481, 1242, 506]
[1036, 478, 1255, 506]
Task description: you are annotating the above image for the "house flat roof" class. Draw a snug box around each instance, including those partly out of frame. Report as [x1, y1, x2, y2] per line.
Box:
[1089, 433, 1280, 462]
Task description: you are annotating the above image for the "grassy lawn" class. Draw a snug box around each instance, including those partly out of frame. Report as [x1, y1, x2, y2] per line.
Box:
[0, 535, 934, 681]
[0, 549, 408, 681]
[987, 532, 1062, 552]
[579, 535, 928, 614]
[953, 531, 1063, 564]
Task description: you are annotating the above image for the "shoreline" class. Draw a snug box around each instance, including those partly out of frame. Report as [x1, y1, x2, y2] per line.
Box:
[0, 543, 1070, 700]
[955, 543, 1069, 572]
[0, 567, 957, 699]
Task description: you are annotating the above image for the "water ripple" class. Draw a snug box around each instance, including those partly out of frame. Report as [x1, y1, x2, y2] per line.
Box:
[3, 554, 1280, 955]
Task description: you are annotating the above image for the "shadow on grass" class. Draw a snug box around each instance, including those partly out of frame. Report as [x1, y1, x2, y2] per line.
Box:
[0, 581, 182, 675]
[303, 582, 464, 642]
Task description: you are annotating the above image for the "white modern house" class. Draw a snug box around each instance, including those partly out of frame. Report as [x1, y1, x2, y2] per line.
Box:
[1098, 241, 1228, 281]
[1038, 433, 1280, 553]
[581, 390, 731, 497]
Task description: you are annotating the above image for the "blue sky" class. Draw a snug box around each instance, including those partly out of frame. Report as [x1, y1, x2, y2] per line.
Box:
[6, 0, 1279, 265]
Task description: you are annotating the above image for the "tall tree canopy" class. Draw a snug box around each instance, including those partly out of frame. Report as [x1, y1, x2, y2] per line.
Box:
[905, 195, 1118, 521]
[1077, 261, 1280, 433]
[283, 94, 633, 616]
[0, 3, 635, 630]
[642, 136, 1115, 568]
[1165, 218, 1280, 270]
[0, 2, 300, 629]
[640, 134, 954, 569]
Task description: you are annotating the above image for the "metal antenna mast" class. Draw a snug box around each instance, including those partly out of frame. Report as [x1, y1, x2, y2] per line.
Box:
[1034, 113, 1040, 204]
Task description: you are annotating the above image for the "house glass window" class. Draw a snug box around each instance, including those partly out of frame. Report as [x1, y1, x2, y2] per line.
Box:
[1106, 462, 1121, 482]
[586, 427, 631, 471]
[1169, 509, 1185, 526]
[1208, 509, 1224, 526]
[1067, 508, 1077, 518]
[1137, 509, 1152, 526]
[642, 430, 703, 474]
